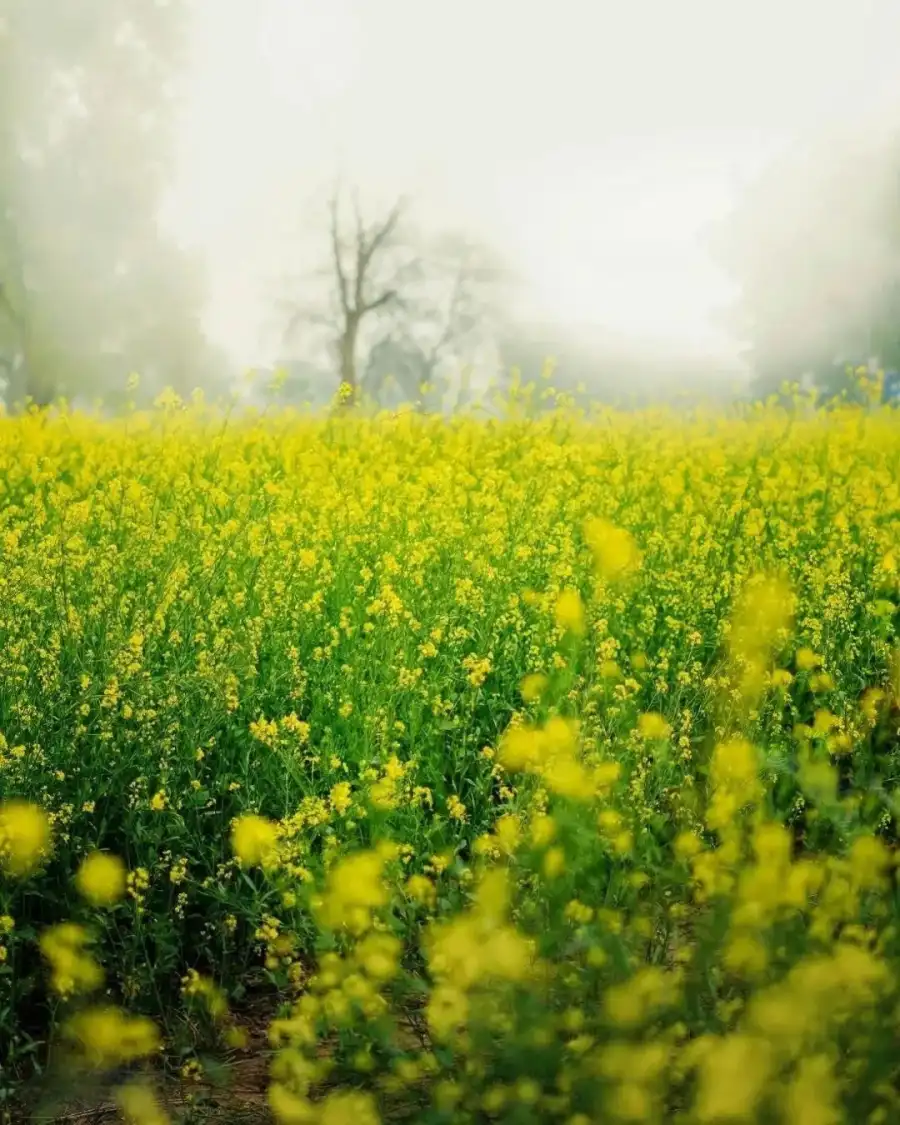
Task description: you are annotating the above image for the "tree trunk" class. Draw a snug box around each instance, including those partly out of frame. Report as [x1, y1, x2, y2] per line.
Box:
[22, 345, 56, 409]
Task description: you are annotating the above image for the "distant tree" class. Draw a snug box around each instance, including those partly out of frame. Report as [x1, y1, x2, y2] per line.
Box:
[499, 323, 743, 411]
[280, 186, 513, 407]
[361, 337, 429, 408]
[0, 0, 220, 407]
[272, 358, 335, 410]
[362, 231, 511, 410]
[711, 122, 900, 398]
[280, 187, 415, 403]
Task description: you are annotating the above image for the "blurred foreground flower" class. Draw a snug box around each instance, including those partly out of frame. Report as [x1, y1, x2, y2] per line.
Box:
[40, 922, 104, 996]
[584, 517, 641, 581]
[0, 800, 51, 877]
[554, 588, 586, 636]
[231, 814, 279, 869]
[63, 1006, 161, 1070]
[115, 1080, 170, 1125]
[76, 852, 127, 906]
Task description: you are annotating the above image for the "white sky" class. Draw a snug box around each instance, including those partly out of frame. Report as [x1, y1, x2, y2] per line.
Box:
[164, 0, 900, 369]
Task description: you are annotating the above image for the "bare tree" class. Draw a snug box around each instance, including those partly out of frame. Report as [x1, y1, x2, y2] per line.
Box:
[282, 185, 419, 400]
[362, 232, 512, 409]
[280, 185, 515, 407]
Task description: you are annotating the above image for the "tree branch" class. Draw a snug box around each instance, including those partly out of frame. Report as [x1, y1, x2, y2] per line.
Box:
[362, 288, 399, 315]
[351, 188, 367, 310]
[329, 192, 350, 317]
[360, 200, 406, 275]
[281, 304, 336, 348]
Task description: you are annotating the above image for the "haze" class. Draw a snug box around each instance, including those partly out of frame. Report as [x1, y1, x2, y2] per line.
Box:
[4, 0, 900, 407]
[164, 0, 900, 370]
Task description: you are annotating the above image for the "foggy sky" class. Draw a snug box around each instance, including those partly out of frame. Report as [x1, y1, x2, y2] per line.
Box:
[162, 0, 900, 369]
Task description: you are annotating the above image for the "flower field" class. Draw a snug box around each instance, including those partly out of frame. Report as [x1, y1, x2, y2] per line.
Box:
[1, 396, 900, 1123]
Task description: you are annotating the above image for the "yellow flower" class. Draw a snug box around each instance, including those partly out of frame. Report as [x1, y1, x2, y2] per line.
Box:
[269, 1082, 315, 1123]
[849, 834, 891, 891]
[723, 931, 769, 978]
[798, 755, 837, 807]
[531, 814, 557, 847]
[224, 1025, 249, 1049]
[114, 1080, 171, 1125]
[356, 932, 401, 981]
[637, 712, 671, 740]
[493, 814, 521, 855]
[693, 1035, 773, 1122]
[603, 966, 676, 1029]
[796, 647, 821, 671]
[329, 782, 352, 815]
[40, 923, 105, 996]
[543, 846, 566, 879]
[231, 814, 279, 869]
[150, 791, 167, 812]
[446, 795, 467, 822]
[782, 1055, 840, 1125]
[520, 672, 548, 702]
[426, 983, 469, 1041]
[707, 738, 762, 830]
[809, 671, 835, 693]
[730, 575, 794, 664]
[564, 899, 594, 925]
[674, 832, 702, 860]
[153, 386, 182, 410]
[860, 687, 886, 723]
[76, 852, 127, 907]
[317, 1090, 380, 1125]
[405, 874, 436, 907]
[182, 967, 225, 1012]
[584, 518, 641, 581]
[0, 800, 51, 877]
[318, 850, 388, 934]
[554, 589, 586, 636]
[63, 1006, 161, 1069]
[543, 754, 592, 800]
[498, 725, 542, 771]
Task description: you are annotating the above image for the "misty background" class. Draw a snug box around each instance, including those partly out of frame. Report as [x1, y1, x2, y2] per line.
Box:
[3, 0, 900, 411]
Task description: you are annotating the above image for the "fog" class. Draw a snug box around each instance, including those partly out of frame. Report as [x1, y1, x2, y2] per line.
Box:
[4, 0, 900, 408]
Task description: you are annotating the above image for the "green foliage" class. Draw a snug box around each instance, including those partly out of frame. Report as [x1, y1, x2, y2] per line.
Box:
[712, 124, 900, 396]
[0, 397, 899, 1121]
[0, 0, 222, 407]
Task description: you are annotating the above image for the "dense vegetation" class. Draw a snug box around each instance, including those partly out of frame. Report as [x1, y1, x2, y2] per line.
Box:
[2, 389, 900, 1123]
